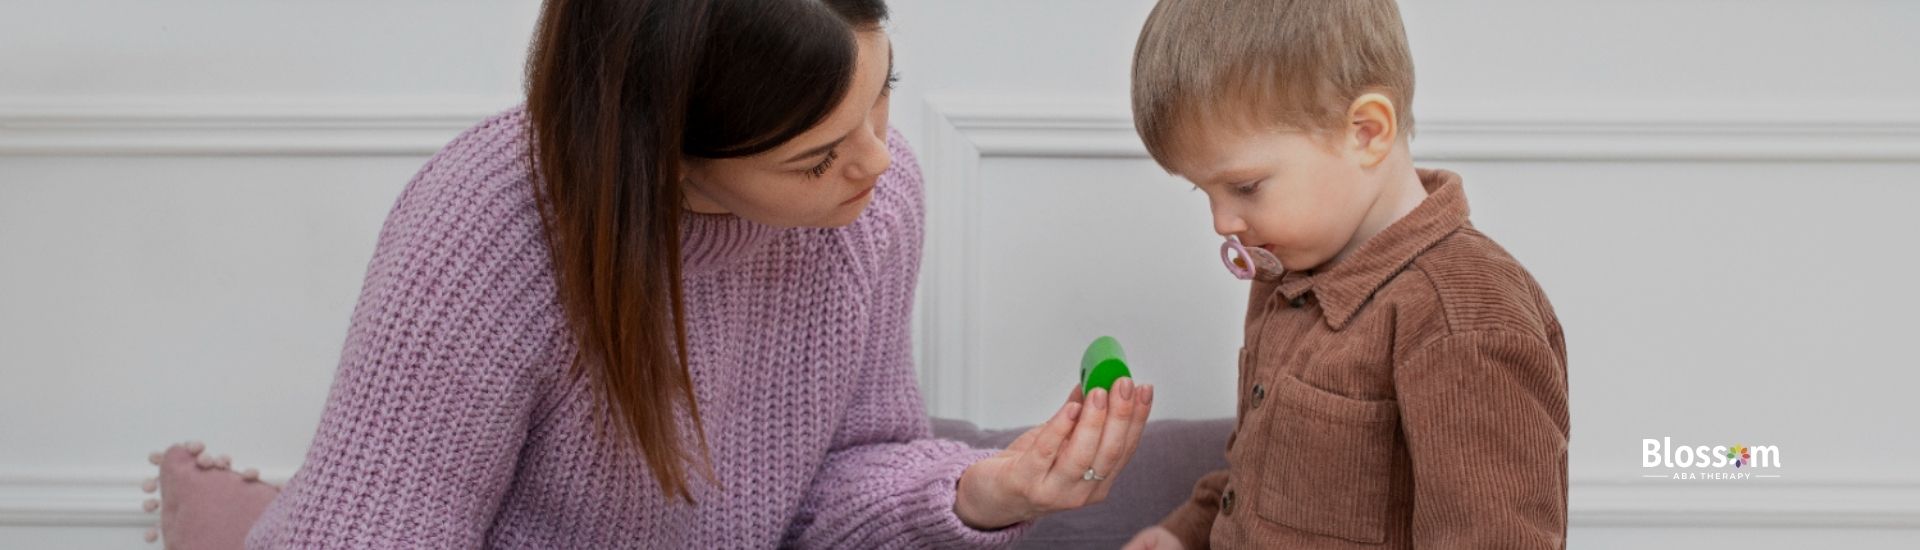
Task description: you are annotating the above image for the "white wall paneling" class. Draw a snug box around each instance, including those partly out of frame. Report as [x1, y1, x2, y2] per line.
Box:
[8, 0, 1920, 547]
[915, 94, 1920, 540]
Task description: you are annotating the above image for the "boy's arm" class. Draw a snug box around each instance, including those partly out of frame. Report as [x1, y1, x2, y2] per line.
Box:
[1396, 331, 1569, 549]
[1156, 469, 1228, 548]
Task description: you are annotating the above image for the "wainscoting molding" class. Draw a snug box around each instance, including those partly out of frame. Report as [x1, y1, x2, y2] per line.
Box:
[914, 93, 1920, 420]
[0, 97, 514, 156]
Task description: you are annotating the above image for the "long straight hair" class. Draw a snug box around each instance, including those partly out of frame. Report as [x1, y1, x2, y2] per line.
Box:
[524, 0, 888, 502]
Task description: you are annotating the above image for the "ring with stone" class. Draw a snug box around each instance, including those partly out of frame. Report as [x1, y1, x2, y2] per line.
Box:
[1082, 468, 1106, 482]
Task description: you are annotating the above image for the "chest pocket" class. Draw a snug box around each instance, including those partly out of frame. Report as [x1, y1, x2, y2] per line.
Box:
[1256, 375, 1398, 543]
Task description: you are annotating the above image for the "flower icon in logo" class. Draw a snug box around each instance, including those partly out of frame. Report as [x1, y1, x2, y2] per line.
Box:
[1726, 444, 1751, 468]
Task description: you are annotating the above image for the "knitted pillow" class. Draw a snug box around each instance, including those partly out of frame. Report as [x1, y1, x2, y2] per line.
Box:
[140, 442, 281, 549]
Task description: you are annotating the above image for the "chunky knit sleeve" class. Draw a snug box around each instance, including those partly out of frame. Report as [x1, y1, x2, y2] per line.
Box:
[247, 110, 566, 548]
[781, 129, 1029, 549]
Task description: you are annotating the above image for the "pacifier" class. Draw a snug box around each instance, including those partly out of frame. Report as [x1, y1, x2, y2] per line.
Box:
[1220, 235, 1282, 280]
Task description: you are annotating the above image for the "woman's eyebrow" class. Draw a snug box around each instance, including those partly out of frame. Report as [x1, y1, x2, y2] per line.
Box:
[781, 39, 895, 165]
[783, 137, 846, 164]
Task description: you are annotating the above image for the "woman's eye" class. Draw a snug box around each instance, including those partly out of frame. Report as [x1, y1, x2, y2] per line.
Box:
[805, 149, 839, 178]
[1235, 180, 1261, 196]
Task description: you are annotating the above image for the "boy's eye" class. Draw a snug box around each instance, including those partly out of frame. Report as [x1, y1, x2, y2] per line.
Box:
[1234, 180, 1261, 196]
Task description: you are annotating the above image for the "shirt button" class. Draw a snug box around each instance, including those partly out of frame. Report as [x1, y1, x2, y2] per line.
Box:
[1251, 384, 1267, 408]
[1290, 294, 1309, 308]
[1221, 489, 1237, 515]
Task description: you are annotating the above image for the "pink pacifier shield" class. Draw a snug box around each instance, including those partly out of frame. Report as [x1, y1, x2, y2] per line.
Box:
[1220, 236, 1280, 280]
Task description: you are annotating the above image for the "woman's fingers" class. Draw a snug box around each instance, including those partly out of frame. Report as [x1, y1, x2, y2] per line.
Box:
[1087, 379, 1139, 498]
[1013, 384, 1090, 453]
[1048, 386, 1112, 498]
[1005, 398, 1079, 454]
[1092, 382, 1154, 501]
[1011, 399, 1081, 474]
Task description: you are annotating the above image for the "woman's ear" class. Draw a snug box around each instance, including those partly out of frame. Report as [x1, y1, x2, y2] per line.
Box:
[677, 158, 732, 215]
[1345, 93, 1399, 168]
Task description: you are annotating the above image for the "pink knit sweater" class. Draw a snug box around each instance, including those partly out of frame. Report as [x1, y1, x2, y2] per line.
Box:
[244, 106, 1025, 548]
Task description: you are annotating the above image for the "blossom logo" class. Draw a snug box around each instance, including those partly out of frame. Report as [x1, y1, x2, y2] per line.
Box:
[1726, 444, 1752, 468]
[1641, 437, 1782, 480]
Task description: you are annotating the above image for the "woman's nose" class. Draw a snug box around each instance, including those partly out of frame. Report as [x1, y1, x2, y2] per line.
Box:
[842, 126, 893, 181]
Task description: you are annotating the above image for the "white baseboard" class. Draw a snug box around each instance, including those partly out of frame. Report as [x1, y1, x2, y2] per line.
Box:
[0, 470, 295, 528]
[1571, 479, 1920, 528]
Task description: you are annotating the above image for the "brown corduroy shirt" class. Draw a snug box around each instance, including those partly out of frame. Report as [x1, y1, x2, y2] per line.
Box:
[1159, 169, 1569, 549]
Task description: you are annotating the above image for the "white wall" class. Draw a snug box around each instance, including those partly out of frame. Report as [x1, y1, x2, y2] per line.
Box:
[3, 1, 1916, 547]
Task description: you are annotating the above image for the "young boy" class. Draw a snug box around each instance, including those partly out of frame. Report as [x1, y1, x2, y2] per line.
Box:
[1123, 1, 1568, 549]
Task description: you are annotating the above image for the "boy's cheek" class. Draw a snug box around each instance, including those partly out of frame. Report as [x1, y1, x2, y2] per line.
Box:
[1260, 214, 1338, 262]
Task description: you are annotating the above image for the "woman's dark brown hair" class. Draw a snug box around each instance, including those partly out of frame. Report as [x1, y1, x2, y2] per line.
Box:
[524, 0, 888, 502]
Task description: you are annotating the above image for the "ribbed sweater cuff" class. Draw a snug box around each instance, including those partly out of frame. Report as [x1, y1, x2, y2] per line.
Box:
[902, 447, 1031, 549]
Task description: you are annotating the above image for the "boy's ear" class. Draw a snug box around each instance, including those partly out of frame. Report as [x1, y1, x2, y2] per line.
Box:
[1345, 93, 1399, 168]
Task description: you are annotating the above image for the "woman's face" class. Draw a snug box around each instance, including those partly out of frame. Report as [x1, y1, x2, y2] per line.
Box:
[680, 30, 895, 228]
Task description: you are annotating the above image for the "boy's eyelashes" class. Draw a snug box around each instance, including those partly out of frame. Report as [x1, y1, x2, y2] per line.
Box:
[1190, 180, 1264, 196]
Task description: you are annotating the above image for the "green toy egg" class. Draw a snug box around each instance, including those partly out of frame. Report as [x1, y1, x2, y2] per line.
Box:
[1080, 336, 1133, 394]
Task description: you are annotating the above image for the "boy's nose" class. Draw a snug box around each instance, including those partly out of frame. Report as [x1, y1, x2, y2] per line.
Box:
[1213, 214, 1247, 238]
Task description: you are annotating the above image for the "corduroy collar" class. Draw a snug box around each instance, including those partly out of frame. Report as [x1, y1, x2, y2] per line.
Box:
[1272, 168, 1471, 330]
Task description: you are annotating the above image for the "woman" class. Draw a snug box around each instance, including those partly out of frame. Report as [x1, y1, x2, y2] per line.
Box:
[142, 0, 1153, 547]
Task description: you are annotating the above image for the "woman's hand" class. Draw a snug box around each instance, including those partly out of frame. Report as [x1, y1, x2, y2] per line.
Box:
[953, 378, 1154, 529]
[1121, 526, 1185, 550]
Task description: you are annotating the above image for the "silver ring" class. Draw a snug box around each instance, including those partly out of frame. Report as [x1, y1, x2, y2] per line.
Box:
[1082, 468, 1106, 482]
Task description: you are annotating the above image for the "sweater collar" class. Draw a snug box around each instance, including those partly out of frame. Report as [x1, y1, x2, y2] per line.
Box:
[680, 210, 783, 273]
[1272, 168, 1471, 330]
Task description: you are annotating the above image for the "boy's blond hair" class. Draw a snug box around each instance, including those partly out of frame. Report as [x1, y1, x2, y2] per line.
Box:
[1132, 0, 1416, 165]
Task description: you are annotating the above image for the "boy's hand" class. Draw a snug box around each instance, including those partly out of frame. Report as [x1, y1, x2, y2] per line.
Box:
[1122, 526, 1185, 550]
[953, 378, 1154, 529]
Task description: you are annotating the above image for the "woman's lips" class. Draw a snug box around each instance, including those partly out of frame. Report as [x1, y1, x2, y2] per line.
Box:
[840, 187, 874, 206]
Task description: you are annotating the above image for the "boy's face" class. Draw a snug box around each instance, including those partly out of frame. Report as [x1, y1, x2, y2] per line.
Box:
[1163, 122, 1384, 273]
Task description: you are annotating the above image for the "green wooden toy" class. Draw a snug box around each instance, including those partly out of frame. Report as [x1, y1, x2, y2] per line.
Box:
[1079, 336, 1133, 394]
